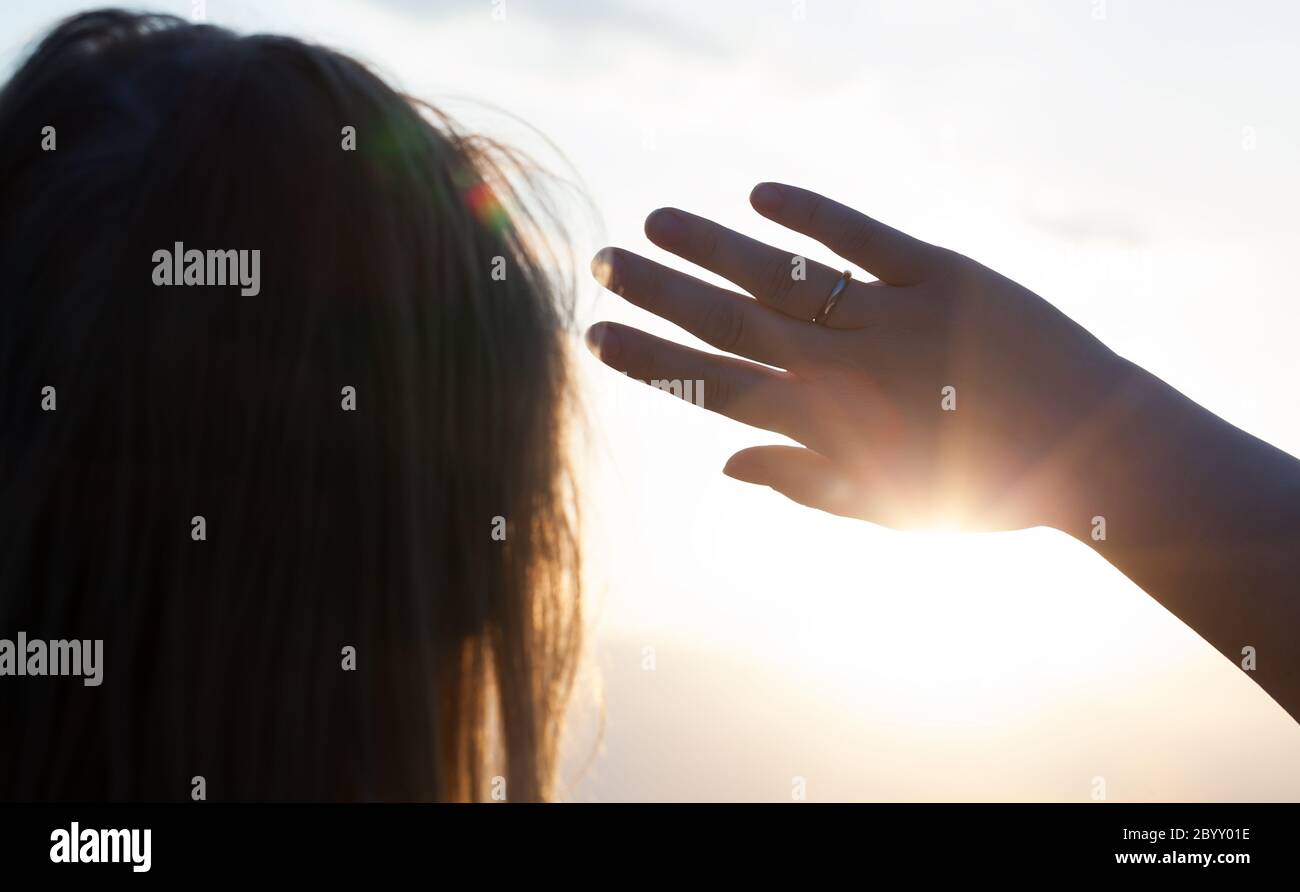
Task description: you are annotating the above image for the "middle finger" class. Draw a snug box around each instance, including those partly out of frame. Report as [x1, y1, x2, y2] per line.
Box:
[592, 247, 828, 370]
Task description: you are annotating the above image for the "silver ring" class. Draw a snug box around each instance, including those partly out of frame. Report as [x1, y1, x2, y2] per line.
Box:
[813, 270, 852, 324]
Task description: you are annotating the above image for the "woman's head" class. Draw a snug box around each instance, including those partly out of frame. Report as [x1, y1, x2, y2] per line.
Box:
[0, 9, 581, 801]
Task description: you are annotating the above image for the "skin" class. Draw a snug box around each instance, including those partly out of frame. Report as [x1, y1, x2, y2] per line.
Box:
[586, 182, 1300, 724]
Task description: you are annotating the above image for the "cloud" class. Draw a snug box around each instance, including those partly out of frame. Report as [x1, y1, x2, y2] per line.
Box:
[1023, 209, 1152, 248]
[365, 0, 728, 56]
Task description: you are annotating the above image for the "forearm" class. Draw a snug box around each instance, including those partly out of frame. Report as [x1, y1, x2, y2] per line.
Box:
[1056, 359, 1300, 722]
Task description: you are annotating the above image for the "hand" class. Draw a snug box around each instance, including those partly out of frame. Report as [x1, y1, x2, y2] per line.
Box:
[586, 183, 1136, 531]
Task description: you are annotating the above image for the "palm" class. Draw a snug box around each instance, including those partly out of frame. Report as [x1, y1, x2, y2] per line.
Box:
[586, 183, 1125, 531]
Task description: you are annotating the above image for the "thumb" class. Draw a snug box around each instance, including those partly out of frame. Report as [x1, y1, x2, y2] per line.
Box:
[723, 445, 867, 519]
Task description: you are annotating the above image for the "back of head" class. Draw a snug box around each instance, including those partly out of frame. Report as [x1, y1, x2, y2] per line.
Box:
[0, 9, 580, 801]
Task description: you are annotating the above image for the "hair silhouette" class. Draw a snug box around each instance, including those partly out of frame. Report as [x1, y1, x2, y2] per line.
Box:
[0, 9, 581, 801]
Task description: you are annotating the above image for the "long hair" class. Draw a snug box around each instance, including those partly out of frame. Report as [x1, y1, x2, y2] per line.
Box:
[0, 9, 581, 801]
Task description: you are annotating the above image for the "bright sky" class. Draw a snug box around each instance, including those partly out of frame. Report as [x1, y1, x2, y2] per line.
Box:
[6, 0, 1299, 801]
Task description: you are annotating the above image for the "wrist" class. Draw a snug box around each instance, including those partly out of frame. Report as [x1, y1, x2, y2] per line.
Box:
[1046, 356, 1169, 541]
[1051, 357, 1300, 547]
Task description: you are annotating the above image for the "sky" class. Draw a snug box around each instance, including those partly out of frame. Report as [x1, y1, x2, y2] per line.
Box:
[5, 0, 1299, 800]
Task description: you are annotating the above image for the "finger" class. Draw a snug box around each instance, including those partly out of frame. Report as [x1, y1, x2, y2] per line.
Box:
[585, 322, 806, 437]
[814, 278, 913, 331]
[722, 445, 868, 519]
[749, 183, 946, 286]
[642, 207, 866, 326]
[591, 247, 829, 368]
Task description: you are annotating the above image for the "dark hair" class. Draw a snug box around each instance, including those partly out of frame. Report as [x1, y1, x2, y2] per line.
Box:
[0, 9, 581, 801]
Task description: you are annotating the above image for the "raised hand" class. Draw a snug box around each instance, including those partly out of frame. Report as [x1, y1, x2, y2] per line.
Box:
[586, 183, 1135, 531]
[588, 182, 1300, 724]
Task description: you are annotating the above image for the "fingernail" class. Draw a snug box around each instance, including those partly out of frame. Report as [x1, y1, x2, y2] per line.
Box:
[590, 248, 619, 289]
[722, 454, 758, 482]
[585, 323, 621, 365]
[750, 183, 783, 214]
[645, 208, 683, 247]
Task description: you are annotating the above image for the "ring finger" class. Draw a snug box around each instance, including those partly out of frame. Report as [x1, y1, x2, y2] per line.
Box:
[644, 206, 875, 327]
